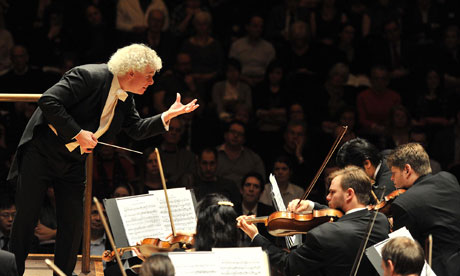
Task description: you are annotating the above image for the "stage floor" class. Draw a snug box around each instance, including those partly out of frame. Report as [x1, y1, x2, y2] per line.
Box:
[25, 254, 103, 276]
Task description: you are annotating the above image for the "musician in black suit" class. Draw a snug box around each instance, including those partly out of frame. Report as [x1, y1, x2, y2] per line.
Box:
[234, 172, 275, 245]
[7, 43, 199, 276]
[336, 138, 395, 200]
[0, 250, 18, 276]
[238, 166, 390, 276]
[387, 143, 460, 276]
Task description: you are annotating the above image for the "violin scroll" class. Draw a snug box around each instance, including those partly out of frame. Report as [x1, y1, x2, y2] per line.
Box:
[368, 189, 407, 215]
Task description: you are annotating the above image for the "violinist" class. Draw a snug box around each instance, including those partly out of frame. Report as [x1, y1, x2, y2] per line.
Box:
[336, 138, 395, 200]
[386, 143, 460, 276]
[237, 166, 389, 276]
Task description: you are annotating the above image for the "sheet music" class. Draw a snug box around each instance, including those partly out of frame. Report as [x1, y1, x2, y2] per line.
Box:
[212, 247, 270, 276]
[149, 188, 197, 234]
[365, 227, 436, 276]
[116, 194, 164, 245]
[168, 248, 270, 276]
[269, 174, 301, 248]
[168, 252, 218, 275]
[114, 189, 197, 246]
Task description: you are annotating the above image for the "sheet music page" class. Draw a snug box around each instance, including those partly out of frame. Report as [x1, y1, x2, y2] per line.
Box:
[366, 227, 436, 276]
[149, 188, 197, 234]
[212, 247, 270, 276]
[115, 194, 165, 245]
[269, 174, 301, 247]
[168, 251, 218, 275]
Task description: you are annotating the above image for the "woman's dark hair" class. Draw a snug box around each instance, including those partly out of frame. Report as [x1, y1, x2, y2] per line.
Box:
[194, 193, 241, 251]
[140, 254, 175, 276]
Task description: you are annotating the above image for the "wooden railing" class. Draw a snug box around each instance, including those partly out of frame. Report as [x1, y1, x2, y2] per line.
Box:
[0, 93, 94, 273]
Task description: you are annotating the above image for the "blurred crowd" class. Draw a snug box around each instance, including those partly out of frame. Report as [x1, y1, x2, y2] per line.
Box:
[1, 0, 460, 205]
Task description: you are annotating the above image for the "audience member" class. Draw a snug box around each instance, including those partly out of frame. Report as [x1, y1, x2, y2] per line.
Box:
[0, 195, 15, 251]
[229, 14, 276, 87]
[387, 143, 460, 276]
[89, 201, 110, 269]
[259, 156, 304, 208]
[309, 0, 347, 45]
[235, 172, 275, 245]
[267, 120, 316, 189]
[381, 237, 425, 276]
[170, 0, 208, 39]
[116, 0, 169, 40]
[142, 9, 178, 73]
[0, 45, 50, 94]
[92, 139, 137, 199]
[382, 104, 411, 150]
[215, 120, 265, 186]
[111, 183, 135, 198]
[136, 147, 175, 193]
[158, 117, 196, 188]
[190, 147, 240, 204]
[0, 11, 13, 76]
[252, 60, 288, 155]
[180, 11, 224, 88]
[212, 58, 252, 123]
[79, 4, 117, 64]
[431, 106, 460, 170]
[413, 68, 452, 129]
[356, 65, 401, 138]
[265, 0, 309, 42]
[407, 126, 441, 173]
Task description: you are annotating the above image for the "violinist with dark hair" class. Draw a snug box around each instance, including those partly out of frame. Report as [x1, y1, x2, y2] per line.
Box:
[237, 166, 390, 276]
[387, 143, 460, 276]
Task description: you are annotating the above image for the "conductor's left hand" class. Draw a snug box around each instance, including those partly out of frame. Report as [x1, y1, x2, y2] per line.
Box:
[163, 93, 199, 123]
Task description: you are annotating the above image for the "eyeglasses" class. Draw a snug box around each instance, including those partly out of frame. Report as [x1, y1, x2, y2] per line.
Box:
[0, 212, 16, 219]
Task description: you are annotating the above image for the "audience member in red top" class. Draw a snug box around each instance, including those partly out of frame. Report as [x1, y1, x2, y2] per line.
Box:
[356, 65, 401, 137]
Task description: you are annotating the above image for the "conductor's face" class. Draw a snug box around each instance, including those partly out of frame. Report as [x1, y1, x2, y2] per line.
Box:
[124, 66, 156, 94]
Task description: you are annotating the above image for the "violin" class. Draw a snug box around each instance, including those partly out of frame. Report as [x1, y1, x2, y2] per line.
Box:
[368, 189, 406, 215]
[247, 209, 343, 237]
[102, 234, 195, 262]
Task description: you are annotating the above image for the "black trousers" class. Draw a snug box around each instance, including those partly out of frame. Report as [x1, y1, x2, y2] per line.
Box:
[10, 127, 86, 276]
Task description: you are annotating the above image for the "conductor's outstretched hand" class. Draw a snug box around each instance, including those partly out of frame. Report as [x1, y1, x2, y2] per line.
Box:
[163, 93, 199, 122]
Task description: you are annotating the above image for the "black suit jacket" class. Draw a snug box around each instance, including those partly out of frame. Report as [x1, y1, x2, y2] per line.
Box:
[0, 249, 18, 276]
[235, 202, 276, 245]
[252, 209, 389, 276]
[8, 64, 166, 179]
[391, 172, 460, 276]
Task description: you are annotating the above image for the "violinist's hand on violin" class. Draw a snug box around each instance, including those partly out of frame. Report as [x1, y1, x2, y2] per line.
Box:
[165, 230, 195, 239]
[236, 215, 259, 240]
[133, 246, 146, 262]
[287, 199, 314, 214]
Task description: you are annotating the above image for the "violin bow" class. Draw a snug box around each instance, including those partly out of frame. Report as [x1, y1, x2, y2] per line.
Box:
[425, 234, 433, 268]
[93, 197, 128, 276]
[45, 259, 66, 276]
[154, 148, 176, 237]
[296, 126, 348, 208]
[349, 187, 386, 276]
